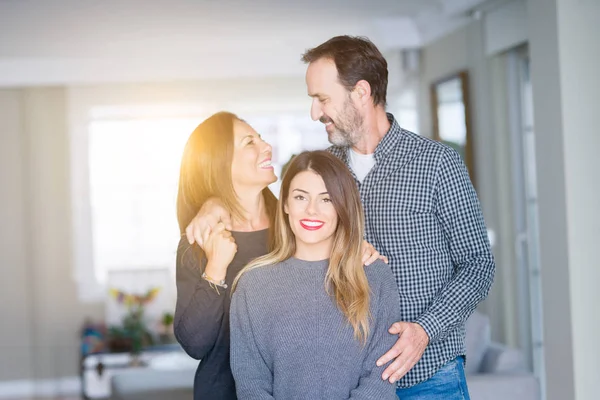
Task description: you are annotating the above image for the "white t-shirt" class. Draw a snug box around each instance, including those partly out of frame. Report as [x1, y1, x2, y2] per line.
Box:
[348, 148, 375, 184]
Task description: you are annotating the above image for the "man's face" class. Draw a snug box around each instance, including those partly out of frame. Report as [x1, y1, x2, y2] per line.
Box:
[305, 58, 363, 147]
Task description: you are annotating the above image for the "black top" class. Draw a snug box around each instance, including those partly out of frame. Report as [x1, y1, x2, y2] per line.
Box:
[174, 229, 270, 400]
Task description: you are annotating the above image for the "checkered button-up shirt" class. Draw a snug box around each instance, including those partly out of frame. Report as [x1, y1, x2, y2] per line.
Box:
[329, 114, 495, 387]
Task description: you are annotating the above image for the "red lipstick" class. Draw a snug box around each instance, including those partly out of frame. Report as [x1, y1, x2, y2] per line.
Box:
[299, 219, 325, 231]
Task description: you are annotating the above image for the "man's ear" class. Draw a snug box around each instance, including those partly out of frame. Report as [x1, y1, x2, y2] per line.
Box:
[354, 80, 372, 104]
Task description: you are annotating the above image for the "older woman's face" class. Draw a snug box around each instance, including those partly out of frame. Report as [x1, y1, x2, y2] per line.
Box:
[230, 119, 277, 191]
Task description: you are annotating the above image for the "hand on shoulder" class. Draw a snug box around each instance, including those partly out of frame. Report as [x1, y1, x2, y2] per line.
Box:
[185, 197, 232, 247]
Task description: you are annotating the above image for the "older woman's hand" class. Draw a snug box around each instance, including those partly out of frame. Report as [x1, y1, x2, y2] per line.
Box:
[361, 240, 388, 265]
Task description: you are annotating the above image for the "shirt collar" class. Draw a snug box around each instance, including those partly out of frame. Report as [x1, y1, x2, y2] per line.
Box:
[373, 113, 403, 162]
[329, 113, 403, 166]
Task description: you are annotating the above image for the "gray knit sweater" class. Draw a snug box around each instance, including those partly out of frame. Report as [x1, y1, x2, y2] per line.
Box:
[230, 257, 400, 400]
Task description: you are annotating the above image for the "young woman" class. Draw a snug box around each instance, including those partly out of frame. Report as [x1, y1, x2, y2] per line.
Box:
[174, 111, 278, 399]
[230, 150, 400, 399]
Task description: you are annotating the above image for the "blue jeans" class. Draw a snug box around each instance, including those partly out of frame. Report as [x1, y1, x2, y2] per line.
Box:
[396, 356, 470, 400]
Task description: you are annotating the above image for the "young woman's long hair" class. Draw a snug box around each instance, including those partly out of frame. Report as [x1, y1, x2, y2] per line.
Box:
[176, 111, 277, 242]
[233, 150, 371, 344]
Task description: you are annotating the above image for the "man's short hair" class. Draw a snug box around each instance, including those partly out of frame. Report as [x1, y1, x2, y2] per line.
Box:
[302, 35, 388, 107]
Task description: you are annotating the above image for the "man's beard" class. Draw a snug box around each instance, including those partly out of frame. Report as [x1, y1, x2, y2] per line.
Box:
[320, 98, 363, 147]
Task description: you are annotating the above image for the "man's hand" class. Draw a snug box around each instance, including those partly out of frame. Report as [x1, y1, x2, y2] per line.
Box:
[376, 322, 429, 383]
[203, 222, 237, 280]
[185, 197, 232, 247]
[361, 240, 388, 265]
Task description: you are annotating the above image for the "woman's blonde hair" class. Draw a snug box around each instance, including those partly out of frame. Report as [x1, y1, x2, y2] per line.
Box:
[233, 150, 371, 344]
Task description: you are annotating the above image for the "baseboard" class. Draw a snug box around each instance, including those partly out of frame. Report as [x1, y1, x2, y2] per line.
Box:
[0, 376, 81, 398]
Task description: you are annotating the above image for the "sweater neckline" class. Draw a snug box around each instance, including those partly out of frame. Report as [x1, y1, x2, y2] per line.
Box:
[287, 257, 329, 269]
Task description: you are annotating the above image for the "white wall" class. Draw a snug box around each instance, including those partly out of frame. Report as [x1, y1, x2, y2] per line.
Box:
[0, 88, 105, 390]
[528, 0, 600, 399]
[556, 6, 600, 397]
[0, 90, 34, 382]
[484, 0, 528, 56]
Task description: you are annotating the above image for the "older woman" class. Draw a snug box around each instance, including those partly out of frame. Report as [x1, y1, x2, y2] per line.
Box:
[174, 111, 278, 399]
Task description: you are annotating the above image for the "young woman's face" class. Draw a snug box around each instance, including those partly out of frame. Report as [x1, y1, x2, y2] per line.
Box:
[230, 119, 277, 191]
[285, 170, 338, 256]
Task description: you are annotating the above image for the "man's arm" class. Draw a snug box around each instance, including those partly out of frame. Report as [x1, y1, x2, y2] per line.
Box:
[415, 147, 495, 342]
[185, 197, 232, 246]
[377, 147, 495, 383]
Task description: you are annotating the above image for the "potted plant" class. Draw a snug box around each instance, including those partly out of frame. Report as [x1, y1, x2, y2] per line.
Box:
[107, 287, 160, 364]
[158, 311, 175, 344]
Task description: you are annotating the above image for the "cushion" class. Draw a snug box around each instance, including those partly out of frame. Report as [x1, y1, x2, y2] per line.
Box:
[465, 311, 491, 374]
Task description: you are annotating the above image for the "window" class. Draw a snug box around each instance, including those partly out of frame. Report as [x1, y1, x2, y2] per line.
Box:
[506, 45, 545, 396]
[393, 88, 420, 135]
[88, 118, 197, 284]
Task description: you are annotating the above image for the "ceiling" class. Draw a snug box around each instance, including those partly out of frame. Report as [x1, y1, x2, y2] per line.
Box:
[0, 0, 487, 86]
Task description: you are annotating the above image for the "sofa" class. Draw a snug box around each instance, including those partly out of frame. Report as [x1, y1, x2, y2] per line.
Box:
[110, 312, 539, 400]
[110, 350, 196, 400]
[465, 311, 539, 400]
